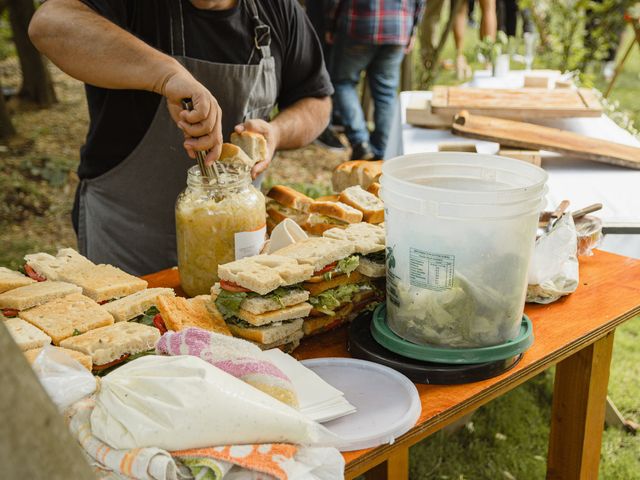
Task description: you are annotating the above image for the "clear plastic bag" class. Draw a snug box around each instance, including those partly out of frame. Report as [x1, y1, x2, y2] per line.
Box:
[31, 345, 97, 412]
[527, 214, 579, 304]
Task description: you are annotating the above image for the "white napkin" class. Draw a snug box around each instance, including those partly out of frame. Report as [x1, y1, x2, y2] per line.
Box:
[267, 219, 308, 253]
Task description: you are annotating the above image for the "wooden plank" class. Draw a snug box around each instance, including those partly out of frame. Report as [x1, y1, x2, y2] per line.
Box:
[143, 251, 640, 477]
[431, 86, 602, 119]
[405, 97, 452, 129]
[452, 111, 640, 170]
[498, 148, 542, 166]
[547, 333, 615, 480]
[361, 448, 409, 480]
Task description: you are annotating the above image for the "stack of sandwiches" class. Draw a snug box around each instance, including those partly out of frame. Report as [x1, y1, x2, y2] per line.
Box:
[274, 236, 384, 337]
[323, 222, 387, 279]
[211, 254, 314, 351]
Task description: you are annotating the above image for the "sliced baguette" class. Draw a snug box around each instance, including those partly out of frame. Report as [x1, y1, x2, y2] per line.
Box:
[0, 267, 35, 293]
[59, 322, 160, 367]
[323, 222, 385, 255]
[24, 248, 94, 281]
[236, 302, 312, 326]
[103, 287, 175, 322]
[5, 318, 51, 351]
[273, 237, 356, 272]
[19, 293, 115, 345]
[309, 201, 363, 224]
[267, 205, 310, 225]
[266, 185, 313, 213]
[24, 346, 92, 371]
[57, 264, 148, 303]
[332, 160, 382, 192]
[218, 254, 314, 295]
[0, 281, 82, 311]
[156, 295, 232, 336]
[212, 284, 309, 315]
[303, 222, 346, 236]
[357, 257, 386, 278]
[304, 271, 365, 296]
[227, 318, 303, 344]
[367, 182, 381, 197]
[230, 131, 268, 166]
[218, 143, 257, 169]
[339, 186, 384, 224]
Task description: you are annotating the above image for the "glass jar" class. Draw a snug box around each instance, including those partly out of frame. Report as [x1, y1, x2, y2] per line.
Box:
[176, 165, 266, 297]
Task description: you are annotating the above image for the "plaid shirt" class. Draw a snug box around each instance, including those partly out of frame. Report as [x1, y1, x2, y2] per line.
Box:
[326, 0, 426, 46]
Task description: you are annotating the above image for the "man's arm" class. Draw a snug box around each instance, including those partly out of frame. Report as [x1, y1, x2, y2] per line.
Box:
[29, 0, 222, 163]
[235, 96, 331, 177]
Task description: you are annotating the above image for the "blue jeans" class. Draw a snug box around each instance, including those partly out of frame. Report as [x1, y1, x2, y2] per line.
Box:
[330, 37, 405, 158]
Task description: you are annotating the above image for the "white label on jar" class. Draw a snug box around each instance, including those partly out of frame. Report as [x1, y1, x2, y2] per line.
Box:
[234, 224, 267, 260]
[409, 248, 455, 291]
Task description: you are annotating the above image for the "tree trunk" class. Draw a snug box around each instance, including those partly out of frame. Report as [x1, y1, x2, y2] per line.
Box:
[0, 87, 16, 140]
[8, 0, 57, 107]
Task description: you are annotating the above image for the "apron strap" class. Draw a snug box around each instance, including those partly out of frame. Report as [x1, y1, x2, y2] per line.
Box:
[245, 0, 272, 59]
[167, 0, 186, 57]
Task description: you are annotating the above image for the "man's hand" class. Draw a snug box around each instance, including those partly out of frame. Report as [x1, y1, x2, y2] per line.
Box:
[234, 119, 280, 179]
[161, 69, 223, 165]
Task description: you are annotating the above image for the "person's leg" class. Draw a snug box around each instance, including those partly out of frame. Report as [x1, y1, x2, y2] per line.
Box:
[366, 45, 405, 159]
[478, 0, 497, 40]
[331, 35, 376, 153]
[504, 0, 517, 37]
[453, 1, 471, 80]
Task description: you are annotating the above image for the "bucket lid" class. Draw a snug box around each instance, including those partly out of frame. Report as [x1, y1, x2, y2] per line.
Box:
[301, 358, 421, 452]
[371, 304, 534, 364]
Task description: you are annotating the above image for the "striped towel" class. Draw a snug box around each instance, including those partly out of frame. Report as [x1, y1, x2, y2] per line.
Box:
[156, 328, 298, 408]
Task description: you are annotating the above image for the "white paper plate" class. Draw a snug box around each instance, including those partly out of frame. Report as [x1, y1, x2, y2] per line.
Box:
[301, 358, 421, 452]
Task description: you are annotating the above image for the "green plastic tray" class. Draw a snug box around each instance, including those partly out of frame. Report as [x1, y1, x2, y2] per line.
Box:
[371, 303, 533, 365]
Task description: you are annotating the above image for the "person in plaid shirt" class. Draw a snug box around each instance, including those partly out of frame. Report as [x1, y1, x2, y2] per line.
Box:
[326, 0, 426, 159]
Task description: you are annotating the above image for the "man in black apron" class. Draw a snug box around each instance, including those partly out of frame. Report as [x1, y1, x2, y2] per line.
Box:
[30, 0, 333, 275]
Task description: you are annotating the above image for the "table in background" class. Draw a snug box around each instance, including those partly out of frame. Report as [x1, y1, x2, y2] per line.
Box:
[384, 73, 640, 259]
[145, 250, 640, 480]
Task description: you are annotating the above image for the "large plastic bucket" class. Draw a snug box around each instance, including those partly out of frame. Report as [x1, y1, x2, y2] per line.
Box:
[380, 153, 548, 348]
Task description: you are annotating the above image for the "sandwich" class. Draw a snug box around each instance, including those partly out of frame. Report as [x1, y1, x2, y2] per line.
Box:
[4, 318, 51, 351]
[266, 185, 313, 227]
[102, 287, 175, 323]
[324, 222, 387, 278]
[24, 248, 93, 281]
[0, 267, 35, 293]
[24, 346, 93, 371]
[19, 293, 114, 345]
[274, 237, 380, 336]
[304, 201, 363, 235]
[155, 294, 232, 336]
[332, 160, 382, 192]
[231, 131, 268, 166]
[212, 254, 314, 350]
[24, 248, 147, 303]
[59, 321, 160, 374]
[0, 281, 82, 318]
[218, 143, 258, 170]
[339, 185, 384, 224]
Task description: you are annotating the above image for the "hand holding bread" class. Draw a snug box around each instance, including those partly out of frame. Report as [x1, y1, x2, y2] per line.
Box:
[234, 119, 278, 178]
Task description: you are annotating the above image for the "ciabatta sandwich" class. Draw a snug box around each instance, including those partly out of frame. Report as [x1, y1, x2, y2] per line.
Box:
[4, 317, 51, 351]
[0, 281, 82, 317]
[59, 321, 160, 374]
[156, 294, 232, 336]
[266, 185, 313, 227]
[103, 287, 175, 323]
[19, 293, 114, 345]
[212, 254, 313, 350]
[24, 248, 93, 281]
[304, 201, 363, 235]
[324, 222, 386, 278]
[0, 267, 35, 293]
[339, 185, 384, 224]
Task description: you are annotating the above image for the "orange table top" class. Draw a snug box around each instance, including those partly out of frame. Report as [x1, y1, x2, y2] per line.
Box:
[144, 250, 640, 477]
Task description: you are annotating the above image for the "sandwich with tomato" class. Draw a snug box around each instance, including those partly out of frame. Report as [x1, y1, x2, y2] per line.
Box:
[211, 254, 314, 352]
[274, 237, 383, 337]
[59, 321, 160, 375]
[0, 280, 82, 318]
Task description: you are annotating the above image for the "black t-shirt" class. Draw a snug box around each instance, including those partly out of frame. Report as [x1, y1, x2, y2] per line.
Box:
[78, 0, 332, 179]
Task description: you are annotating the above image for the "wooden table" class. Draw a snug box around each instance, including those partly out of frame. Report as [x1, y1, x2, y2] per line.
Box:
[145, 250, 640, 480]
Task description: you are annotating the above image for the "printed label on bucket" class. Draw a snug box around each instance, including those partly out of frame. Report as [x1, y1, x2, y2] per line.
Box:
[409, 248, 455, 291]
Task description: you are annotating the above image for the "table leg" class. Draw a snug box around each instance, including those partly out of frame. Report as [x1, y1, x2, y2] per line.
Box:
[546, 332, 615, 480]
[365, 448, 409, 480]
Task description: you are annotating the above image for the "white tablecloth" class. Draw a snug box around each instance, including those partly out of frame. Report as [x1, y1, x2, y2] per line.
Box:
[384, 80, 640, 259]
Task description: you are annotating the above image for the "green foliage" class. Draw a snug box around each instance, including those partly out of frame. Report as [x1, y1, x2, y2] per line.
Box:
[476, 31, 510, 66]
[18, 155, 74, 187]
[0, 13, 15, 61]
[0, 170, 51, 223]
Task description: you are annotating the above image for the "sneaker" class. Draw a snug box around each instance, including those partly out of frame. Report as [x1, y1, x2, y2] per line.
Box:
[315, 127, 346, 151]
[350, 141, 374, 160]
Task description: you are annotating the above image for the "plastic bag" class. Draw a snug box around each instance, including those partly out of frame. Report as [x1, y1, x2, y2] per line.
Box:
[31, 345, 97, 411]
[91, 355, 342, 451]
[527, 214, 579, 304]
